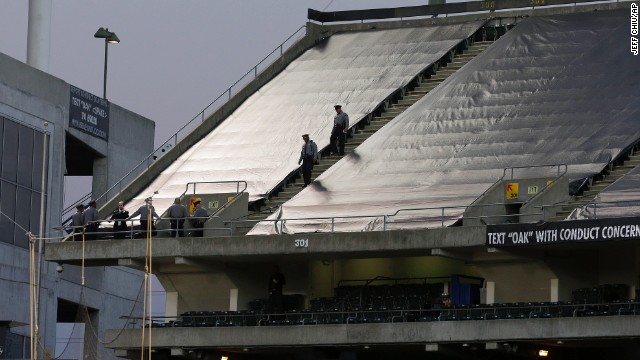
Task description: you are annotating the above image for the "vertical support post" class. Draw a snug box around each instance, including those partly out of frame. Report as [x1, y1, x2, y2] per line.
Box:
[550, 278, 559, 302]
[103, 40, 109, 99]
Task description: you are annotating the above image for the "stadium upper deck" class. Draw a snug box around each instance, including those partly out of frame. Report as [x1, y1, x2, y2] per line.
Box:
[46, 2, 640, 360]
[251, 8, 640, 235]
[118, 21, 484, 219]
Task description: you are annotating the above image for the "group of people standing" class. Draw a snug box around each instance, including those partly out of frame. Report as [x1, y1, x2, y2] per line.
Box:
[70, 197, 209, 240]
[298, 104, 349, 187]
[70, 105, 349, 239]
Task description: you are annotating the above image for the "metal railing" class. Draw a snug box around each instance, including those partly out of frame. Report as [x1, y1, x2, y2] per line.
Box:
[178, 180, 248, 220]
[541, 198, 640, 220]
[56, 218, 233, 242]
[223, 203, 539, 236]
[503, 163, 567, 181]
[68, 25, 307, 215]
[54, 197, 640, 241]
[61, 192, 93, 226]
[134, 299, 640, 329]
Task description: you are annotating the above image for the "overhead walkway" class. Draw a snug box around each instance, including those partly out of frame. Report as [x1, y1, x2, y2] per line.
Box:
[250, 9, 640, 235]
[109, 21, 486, 219]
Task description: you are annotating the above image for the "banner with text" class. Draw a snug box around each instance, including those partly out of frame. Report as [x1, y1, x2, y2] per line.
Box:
[486, 217, 640, 247]
[69, 85, 109, 140]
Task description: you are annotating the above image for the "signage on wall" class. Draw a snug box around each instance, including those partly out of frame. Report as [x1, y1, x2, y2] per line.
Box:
[486, 216, 640, 247]
[189, 198, 202, 214]
[505, 182, 519, 199]
[69, 85, 109, 140]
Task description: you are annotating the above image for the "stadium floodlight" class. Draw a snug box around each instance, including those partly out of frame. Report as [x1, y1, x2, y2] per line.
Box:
[94, 27, 120, 99]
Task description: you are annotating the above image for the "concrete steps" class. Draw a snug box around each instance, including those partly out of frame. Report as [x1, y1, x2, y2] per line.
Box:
[236, 40, 496, 235]
[548, 153, 640, 221]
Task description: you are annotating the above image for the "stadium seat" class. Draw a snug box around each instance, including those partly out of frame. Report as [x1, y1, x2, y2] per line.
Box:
[496, 25, 507, 37]
[485, 27, 498, 41]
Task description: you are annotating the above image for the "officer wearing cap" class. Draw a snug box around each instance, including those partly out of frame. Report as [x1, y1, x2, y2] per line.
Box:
[190, 200, 208, 237]
[298, 134, 319, 187]
[71, 204, 85, 241]
[166, 197, 189, 237]
[330, 104, 349, 156]
[128, 197, 160, 238]
[82, 200, 99, 240]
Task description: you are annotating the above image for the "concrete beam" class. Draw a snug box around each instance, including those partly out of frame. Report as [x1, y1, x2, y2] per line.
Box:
[170, 348, 185, 357]
[431, 248, 471, 262]
[174, 256, 223, 272]
[105, 316, 640, 350]
[46, 226, 487, 266]
[425, 343, 439, 352]
[118, 258, 146, 270]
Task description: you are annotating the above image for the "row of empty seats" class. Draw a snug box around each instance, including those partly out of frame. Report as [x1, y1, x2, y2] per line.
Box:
[150, 300, 640, 328]
[572, 284, 630, 303]
[334, 283, 444, 300]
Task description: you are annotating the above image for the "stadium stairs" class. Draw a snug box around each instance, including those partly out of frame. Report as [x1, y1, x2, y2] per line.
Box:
[549, 146, 640, 221]
[234, 40, 496, 235]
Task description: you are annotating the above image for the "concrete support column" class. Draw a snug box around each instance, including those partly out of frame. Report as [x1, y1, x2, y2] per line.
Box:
[550, 278, 559, 302]
[165, 292, 178, 319]
[27, 0, 52, 72]
[486, 281, 495, 304]
[229, 288, 238, 311]
[93, 157, 108, 205]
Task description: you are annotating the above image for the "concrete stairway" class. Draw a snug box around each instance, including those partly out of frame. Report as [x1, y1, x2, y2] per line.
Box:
[233, 41, 495, 235]
[548, 152, 640, 221]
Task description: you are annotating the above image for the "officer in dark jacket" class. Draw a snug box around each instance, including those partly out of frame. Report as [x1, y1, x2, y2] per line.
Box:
[81, 200, 99, 240]
[298, 134, 319, 187]
[190, 200, 208, 237]
[330, 104, 349, 156]
[267, 266, 286, 313]
[71, 204, 84, 241]
[109, 201, 129, 239]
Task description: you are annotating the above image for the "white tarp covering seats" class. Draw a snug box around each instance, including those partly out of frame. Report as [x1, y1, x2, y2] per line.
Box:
[571, 165, 640, 220]
[250, 10, 640, 235]
[126, 21, 484, 216]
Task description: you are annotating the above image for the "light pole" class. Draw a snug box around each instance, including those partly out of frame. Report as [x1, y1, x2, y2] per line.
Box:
[94, 27, 120, 99]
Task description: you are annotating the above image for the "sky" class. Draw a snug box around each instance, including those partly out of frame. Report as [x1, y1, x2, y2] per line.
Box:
[2, 2, 435, 353]
[1, 0, 431, 205]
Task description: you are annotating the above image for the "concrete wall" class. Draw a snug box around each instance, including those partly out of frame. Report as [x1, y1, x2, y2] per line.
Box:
[0, 50, 146, 359]
[95, 103, 155, 206]
[308, 256, 480, 299]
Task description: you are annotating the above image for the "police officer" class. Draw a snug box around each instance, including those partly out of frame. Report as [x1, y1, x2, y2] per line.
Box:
[82, 200, 99, 240]
[166, 197, 189, 237]
[330, 104, 349, 156]
[298, 134, 318, 187]
[71, 204, 84, 241]
[128, 197, 159, 238]
[190, 200, 208, 237]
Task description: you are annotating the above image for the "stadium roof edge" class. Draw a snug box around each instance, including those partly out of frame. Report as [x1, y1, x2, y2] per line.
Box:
[308, 0, 629, 23]
[306, 1, 632, 35]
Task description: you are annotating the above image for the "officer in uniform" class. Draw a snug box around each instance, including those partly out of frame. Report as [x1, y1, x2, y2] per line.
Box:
[128, 197, 160, 238]
[190, 200, 208, 237]
[82, 200, 99, 240]
[71, 204, 84, 241]
[166, 197, 189, 237]
[298, 134, 319, 187]
[330, 104, 349, 156]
